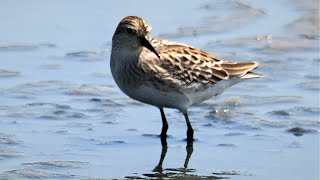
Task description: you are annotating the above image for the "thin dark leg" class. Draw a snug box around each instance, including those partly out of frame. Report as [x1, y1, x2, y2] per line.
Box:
[183, 110, 194, 142]
[160, 108, 168, 147]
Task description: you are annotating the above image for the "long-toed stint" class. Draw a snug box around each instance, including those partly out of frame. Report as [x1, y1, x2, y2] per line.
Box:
[110, 16, 263, 146]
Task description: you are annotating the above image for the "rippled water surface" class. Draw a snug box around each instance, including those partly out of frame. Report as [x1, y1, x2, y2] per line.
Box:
[0, 0, 319, 179]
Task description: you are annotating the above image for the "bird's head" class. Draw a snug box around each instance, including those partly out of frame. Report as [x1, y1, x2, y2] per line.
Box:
[112, 16, 160, 58]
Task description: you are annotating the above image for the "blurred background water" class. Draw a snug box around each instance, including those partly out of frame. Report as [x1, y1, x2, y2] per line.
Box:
[0, 0, 319, 179]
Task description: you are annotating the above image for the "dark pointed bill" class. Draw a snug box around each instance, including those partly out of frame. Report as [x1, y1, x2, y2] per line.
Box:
[139, 36, 160, 58]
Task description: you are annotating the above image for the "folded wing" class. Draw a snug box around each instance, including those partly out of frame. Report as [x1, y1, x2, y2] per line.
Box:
[139, 39, 262, 88]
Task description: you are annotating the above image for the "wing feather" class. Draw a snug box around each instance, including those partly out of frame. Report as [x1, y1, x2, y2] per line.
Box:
[139, 38, 262, 89]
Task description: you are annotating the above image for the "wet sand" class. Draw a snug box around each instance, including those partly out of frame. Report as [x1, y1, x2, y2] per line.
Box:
[0, 0, 319, 179]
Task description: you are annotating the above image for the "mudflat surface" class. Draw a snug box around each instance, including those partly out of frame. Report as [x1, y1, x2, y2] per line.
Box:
[0, 0, 319, 179]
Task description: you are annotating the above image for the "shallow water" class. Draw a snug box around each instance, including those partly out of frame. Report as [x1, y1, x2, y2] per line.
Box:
[0, 0, 319, 179]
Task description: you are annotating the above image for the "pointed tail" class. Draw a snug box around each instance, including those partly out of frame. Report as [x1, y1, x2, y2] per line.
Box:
[221, 61, 263, 79]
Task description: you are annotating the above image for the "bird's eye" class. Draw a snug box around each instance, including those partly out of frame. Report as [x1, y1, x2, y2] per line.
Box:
[126, 27, 134, 35]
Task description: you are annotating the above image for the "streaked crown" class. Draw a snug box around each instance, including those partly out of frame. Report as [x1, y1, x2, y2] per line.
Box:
[119, 16, 151, 34]
[114, 16, 152, 38]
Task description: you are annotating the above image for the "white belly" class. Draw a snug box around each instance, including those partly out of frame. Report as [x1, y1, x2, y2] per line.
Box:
[186, 79, 244, 105]
[120, 78, 244, 111]
[124, 85, 191, 111]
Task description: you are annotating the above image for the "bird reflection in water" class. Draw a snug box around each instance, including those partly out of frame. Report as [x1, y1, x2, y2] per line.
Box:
[145, 141, 195, 179]
[125, 140, 234, 179]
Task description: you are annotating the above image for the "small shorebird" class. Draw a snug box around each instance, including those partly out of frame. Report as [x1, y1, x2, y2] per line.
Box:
[110, 16, 262, 146]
